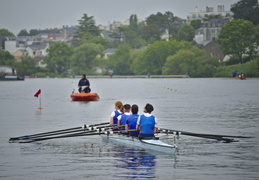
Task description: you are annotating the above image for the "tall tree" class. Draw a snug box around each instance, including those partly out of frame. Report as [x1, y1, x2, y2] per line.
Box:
[178, 24, 195, 41]
[75, 13, 100, 38]
[129, 14, 138, 29]
[17, 29, 29, 36]
[217, 19, 256, 63]
[141, 24, 161, 42]
[190, 19, 202, 30]
[70, 43, 103, 75]
[0, 51, 15, 66]
[29, 29, 40, 36]
[162, 46, 219, 77]
[108, 44, 132, 75]
[15, 56, 37, 76]
[231, 0, 259, 25]
[44, 42, 73, 74]
[132, 40, 190, 75]
[0, 29, 15, 36]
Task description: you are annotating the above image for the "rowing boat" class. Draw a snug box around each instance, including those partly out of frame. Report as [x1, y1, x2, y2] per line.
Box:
[101, 134, 176, 154]
[70, 93, 99, 101]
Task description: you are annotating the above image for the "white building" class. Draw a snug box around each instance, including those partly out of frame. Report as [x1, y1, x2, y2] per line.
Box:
[187, 5, 233, 24]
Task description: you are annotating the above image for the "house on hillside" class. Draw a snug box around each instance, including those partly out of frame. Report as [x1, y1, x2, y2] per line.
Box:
[198, 39, 225, 61]
[187, 5, 233, 24]
[194, 18, 228, 44]
[13, 49, 28, 60]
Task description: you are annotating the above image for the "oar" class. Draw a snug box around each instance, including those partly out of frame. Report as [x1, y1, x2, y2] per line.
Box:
[157, 128, 251, 142]
[11, 124, 114, 142]
[19, 130, 104, 143]
[9, 122, 110, 142]
[18, 125, 127, 143]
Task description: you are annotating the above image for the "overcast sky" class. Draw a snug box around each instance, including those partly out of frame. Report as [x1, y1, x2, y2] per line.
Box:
[1, 0, 239, 35]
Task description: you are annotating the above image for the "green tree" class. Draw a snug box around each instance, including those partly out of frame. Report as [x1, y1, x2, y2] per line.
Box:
[124, 29, 146, 48]
[73, 14, 101, 47]
[203, 14, 222, 21]
[132, 40, 190, 75]
[178, 24, 195, 41]
[79, 32, 111, 48]
[29, 29, 40, 36]
[190, 19, 202, 30]
[17, 29, 29, 36]
[0, 51, 15, 66]
[108, 44, 132, 75]
[146, 11, 175, 31]
[142, 24, 161, 43]
[0, 29, 15, 36]
[129, 14, 138, 29]
[162, 46, 219, 77]
[15, 56, 37, 76]
[217, 19, 256, 63]
[70, 43, 103, 75]
[247, 57, 259, 77]
[44, 42, 73, 74]
[231, 0, 259, 25]
[75, 13, 100, 38]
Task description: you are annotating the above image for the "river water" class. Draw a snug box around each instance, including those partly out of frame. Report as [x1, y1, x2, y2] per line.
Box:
[0, 77, 259, 180]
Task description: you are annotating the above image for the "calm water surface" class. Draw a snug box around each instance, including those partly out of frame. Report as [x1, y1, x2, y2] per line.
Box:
[0, 78, 259, 179]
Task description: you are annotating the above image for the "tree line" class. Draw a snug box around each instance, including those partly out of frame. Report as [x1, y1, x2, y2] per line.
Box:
[0, 0, 258, 77]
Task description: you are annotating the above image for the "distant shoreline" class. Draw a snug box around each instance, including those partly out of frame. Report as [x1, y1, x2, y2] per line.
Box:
[72, 75, 190, 79]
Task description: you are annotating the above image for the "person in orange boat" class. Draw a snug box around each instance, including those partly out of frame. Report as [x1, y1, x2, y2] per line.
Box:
[78, 74, 91, 93]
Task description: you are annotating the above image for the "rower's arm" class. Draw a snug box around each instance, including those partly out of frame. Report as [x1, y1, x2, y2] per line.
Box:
[109, 117, 114, 125]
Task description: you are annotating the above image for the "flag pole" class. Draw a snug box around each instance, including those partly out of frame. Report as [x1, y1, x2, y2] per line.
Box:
[37, 89, 43, 109]
[38, 93, 43, 109]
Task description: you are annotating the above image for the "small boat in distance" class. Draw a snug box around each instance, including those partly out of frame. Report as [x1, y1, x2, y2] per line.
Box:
[70, 93, 99, 101]
[0, 66, 24, 81]
[0, 75, 24, 81]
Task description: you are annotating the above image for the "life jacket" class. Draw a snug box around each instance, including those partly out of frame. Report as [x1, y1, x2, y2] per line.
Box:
[120, 114, 131, 130]
[127, 114, 139, 130]
[113, 110, 121, 125]
[139, 115, 155, 134]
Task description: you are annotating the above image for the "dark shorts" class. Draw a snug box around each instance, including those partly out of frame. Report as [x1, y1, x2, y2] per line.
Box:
[139, 133, 154, 139]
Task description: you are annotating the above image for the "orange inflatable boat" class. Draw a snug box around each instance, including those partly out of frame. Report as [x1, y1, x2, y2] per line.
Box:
[70, 93, 100, 101]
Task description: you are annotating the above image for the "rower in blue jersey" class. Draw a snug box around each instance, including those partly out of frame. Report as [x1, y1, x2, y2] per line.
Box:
[136, 103, 157, 139]
[117, 104, 131, 130]
[126, 104, 139, 137]
[110, 101, 123, 125]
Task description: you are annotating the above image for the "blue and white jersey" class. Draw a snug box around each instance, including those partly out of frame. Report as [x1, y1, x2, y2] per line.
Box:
[118, 112, 131, 130]
[111, 110, 122, 125]
[137, 113, 157, 134]
[126, 114, 139, 130]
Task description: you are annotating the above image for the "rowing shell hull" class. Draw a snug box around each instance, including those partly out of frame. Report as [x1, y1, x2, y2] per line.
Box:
[70, 93, 99, 101]
[101, 134, 176, 154]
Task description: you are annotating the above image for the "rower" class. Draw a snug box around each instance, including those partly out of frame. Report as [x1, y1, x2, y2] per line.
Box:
[136, 103, 157, 139]
[109, 101, 123, 126]
[126, 104, 139, 137]
[117, 104, 131, 131]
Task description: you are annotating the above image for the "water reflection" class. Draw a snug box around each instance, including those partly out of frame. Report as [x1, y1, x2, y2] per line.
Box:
[112, 145, 156, 179]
